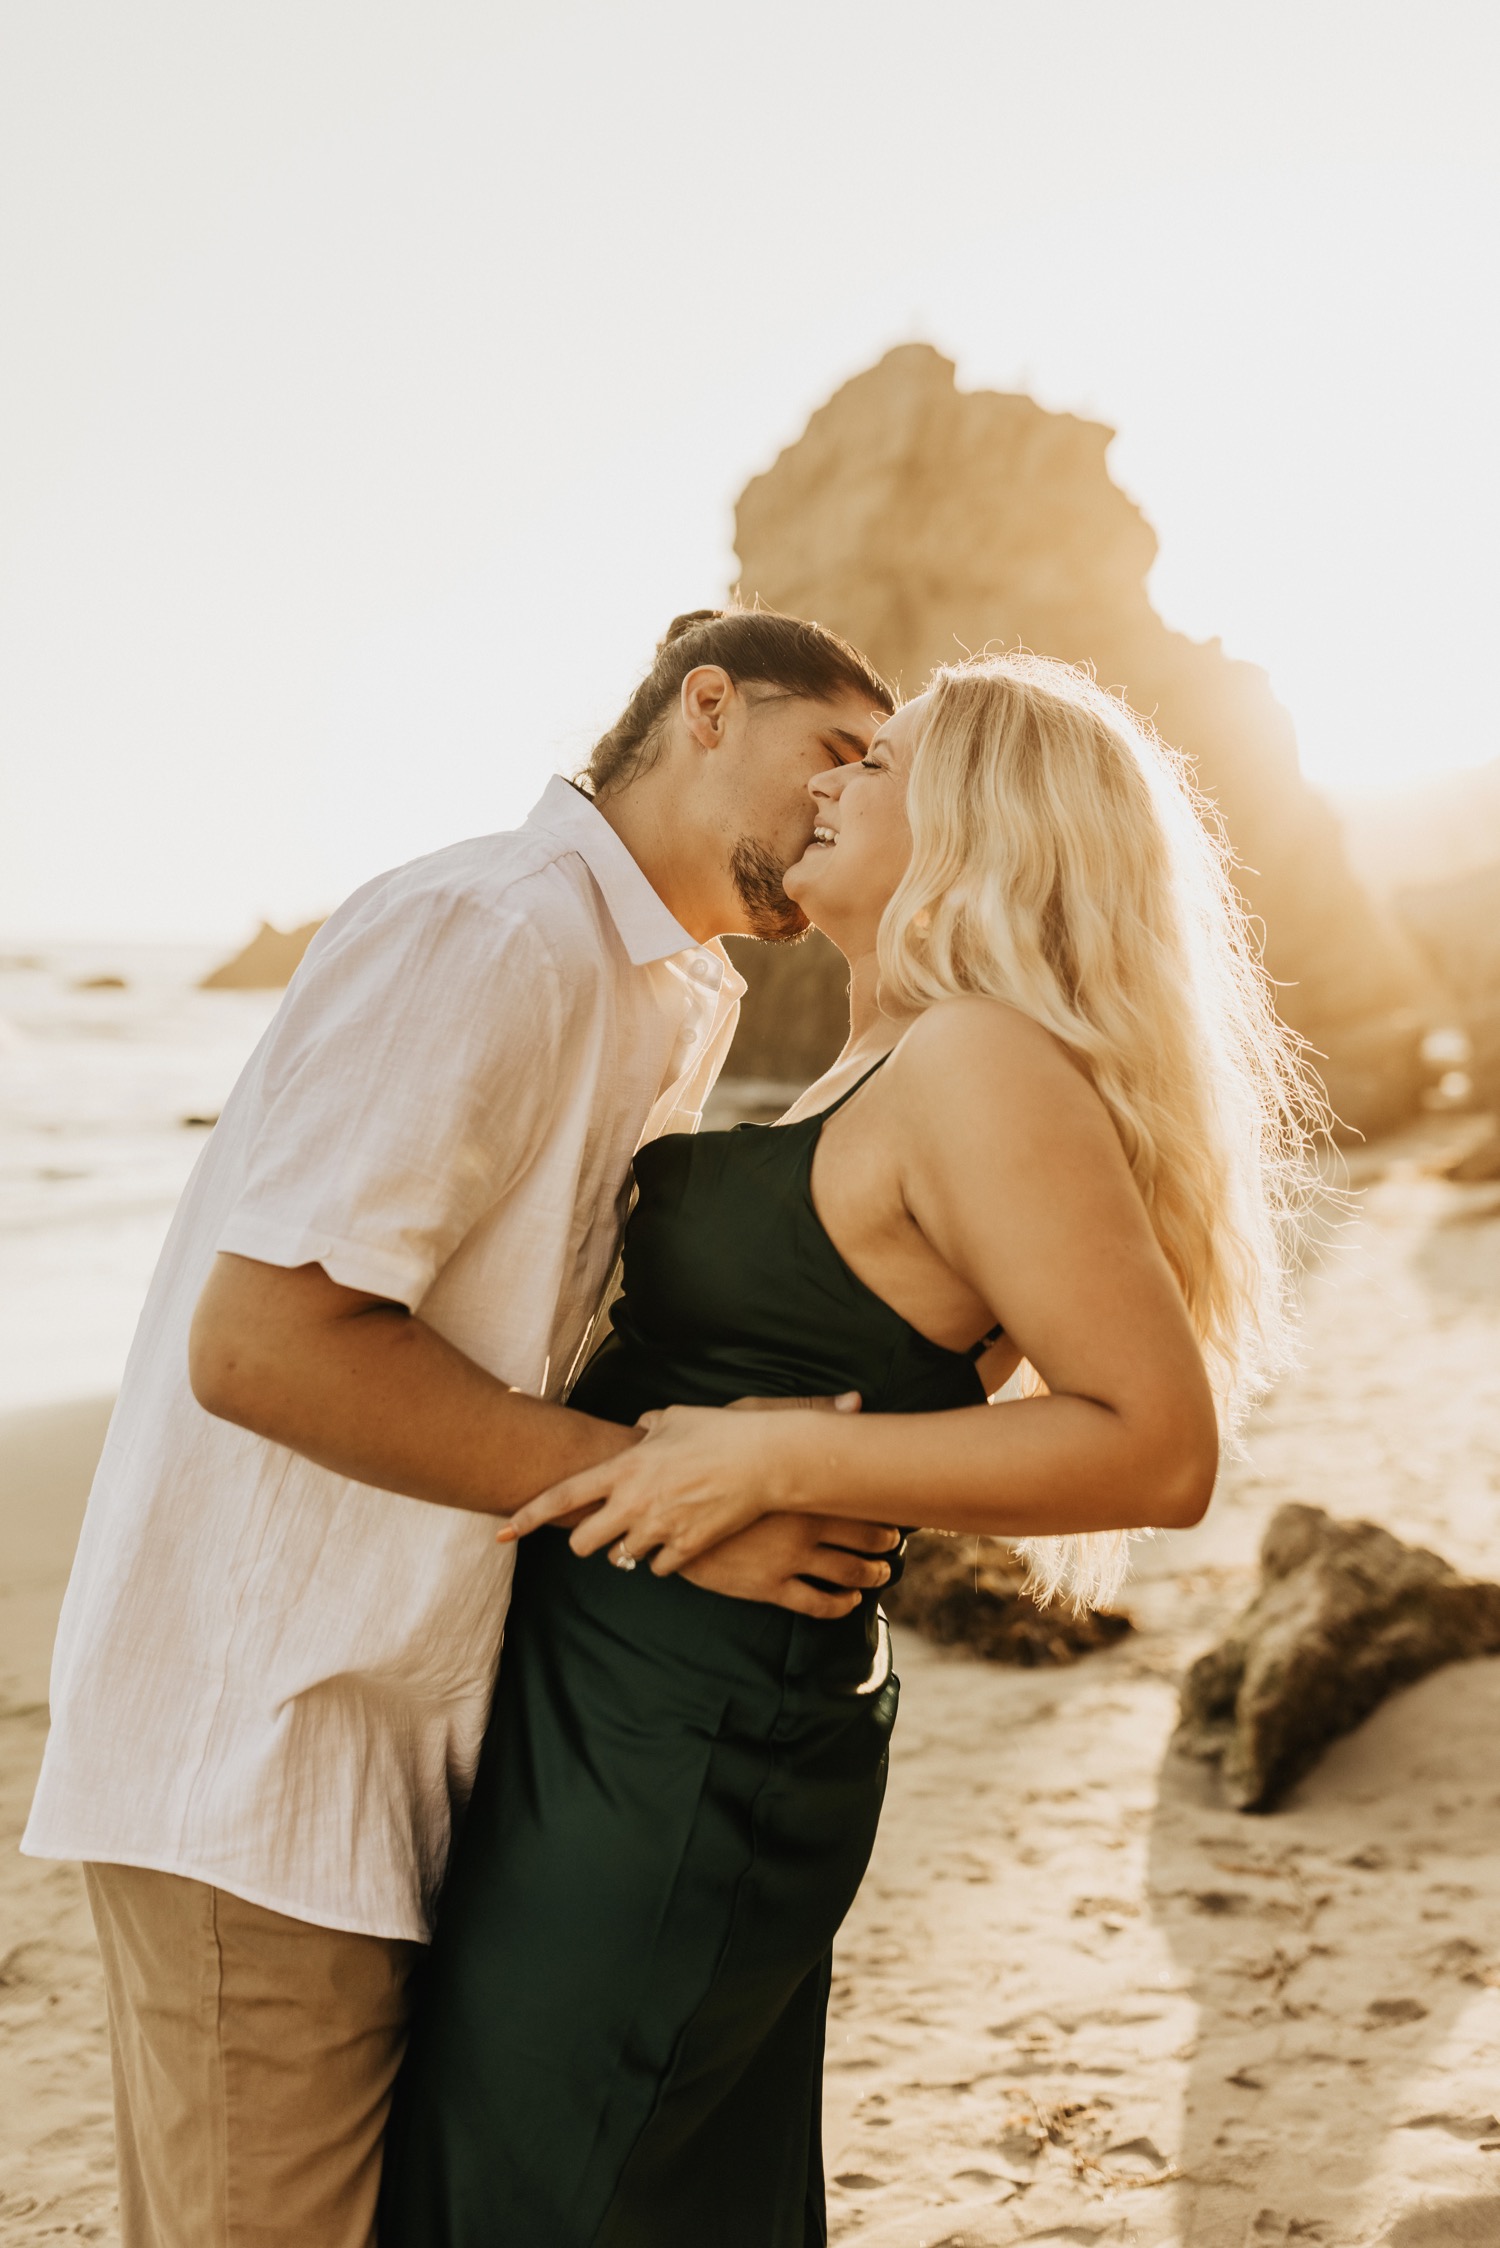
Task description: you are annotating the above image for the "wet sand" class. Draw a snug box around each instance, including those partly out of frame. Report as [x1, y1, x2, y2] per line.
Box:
[3, 1135, 1499, 2244]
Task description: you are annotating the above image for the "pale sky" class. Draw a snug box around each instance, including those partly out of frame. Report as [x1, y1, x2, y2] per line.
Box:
[3, 1, 1497, 940]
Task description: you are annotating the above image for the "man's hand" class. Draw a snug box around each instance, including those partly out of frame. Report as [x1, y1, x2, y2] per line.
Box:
[682, 1513, 900, 1618]
[494, 1385, 887, 1587]
[722, 1392, 863, 1417]
[687, 1390, 895, 1619]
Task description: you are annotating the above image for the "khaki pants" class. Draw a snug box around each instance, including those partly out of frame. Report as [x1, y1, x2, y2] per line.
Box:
[85, 1863, 422, 2248]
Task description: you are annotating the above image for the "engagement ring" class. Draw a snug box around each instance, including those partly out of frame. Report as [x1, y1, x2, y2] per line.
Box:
[609, 1543, 638, 1572]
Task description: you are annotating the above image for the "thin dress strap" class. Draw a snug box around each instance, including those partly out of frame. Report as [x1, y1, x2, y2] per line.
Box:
[812, 1052, 894, 1123]
[816, 1053, 1004, 1363]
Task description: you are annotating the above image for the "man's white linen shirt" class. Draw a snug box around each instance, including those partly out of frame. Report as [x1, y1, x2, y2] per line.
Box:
[24, 778, 744, 1942]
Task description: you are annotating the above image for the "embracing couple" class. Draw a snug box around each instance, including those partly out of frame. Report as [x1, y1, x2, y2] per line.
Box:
[25, 607, 1314, 2245]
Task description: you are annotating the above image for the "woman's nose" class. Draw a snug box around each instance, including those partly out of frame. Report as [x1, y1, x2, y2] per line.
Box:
[808, 763, 849, 805]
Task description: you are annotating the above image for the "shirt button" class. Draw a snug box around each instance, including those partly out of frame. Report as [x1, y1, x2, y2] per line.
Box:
[690, 958, 720, 986]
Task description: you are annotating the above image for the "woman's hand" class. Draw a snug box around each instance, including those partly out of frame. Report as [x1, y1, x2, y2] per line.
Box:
[496, 1395, 858, 1575]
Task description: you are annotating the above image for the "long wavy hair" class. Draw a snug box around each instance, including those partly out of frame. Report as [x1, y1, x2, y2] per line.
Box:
[878, 653, 1327, 1608]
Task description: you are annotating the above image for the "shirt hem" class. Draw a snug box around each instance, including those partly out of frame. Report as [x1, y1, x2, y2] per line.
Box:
[17, 1834, 432, 1947]
[214, 1214, 433, 1310]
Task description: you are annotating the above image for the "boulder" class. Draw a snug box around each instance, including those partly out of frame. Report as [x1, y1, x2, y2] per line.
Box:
[1440, 1124, 1500, 1184]
[729, 344, 1434, 1135]
[200, 920, 324, 990]
[883, 1531, 1132, 1667]
[1176, 1503, 1500, 1812]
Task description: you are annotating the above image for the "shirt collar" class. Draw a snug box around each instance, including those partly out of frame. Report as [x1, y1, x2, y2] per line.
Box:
[525, 775, 704, 968]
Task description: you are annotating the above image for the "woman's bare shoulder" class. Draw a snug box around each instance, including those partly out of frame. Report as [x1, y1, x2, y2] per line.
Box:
[892, 995, 1085, 1083]
[886, 998, 1112, 1150]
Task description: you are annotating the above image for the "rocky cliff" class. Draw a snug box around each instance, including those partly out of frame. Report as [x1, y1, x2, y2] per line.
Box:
[730, 345, 1433, 1134]
[200, 920, 323, 990]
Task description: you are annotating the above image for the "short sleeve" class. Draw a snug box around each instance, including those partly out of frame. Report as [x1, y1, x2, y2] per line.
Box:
[217, 879, 568, 1309]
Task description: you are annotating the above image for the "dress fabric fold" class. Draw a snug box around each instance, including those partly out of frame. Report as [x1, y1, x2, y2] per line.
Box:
[379, 1070, 989, 2246]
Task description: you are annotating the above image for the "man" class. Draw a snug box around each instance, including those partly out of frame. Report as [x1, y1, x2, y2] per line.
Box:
[24, 607, 897, 2247]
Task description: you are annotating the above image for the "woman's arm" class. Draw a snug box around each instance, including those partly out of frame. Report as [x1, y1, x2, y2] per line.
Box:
[191, 1255, 898, 1612]
[500, 1000, 1222, 1574]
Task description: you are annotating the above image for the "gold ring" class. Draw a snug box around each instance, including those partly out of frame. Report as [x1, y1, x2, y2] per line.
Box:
[609, 1542, 638, 1573]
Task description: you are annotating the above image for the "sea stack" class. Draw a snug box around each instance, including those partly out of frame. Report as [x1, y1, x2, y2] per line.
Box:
[200, 920, 324, 991]
[730, 345, 1432, 1135]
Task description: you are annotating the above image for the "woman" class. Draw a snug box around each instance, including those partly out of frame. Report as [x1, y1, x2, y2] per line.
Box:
[379, 653, 1319, 2246]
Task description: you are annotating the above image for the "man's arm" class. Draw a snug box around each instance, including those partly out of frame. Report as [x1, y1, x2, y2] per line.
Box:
[190, 1254, 629, 1510]
[189, 1253, 896, 1613]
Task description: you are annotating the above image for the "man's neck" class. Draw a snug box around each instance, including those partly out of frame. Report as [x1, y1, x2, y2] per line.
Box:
[592, 779, 727, 943]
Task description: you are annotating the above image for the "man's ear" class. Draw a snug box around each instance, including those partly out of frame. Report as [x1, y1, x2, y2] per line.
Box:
[678, 665, 736, 752]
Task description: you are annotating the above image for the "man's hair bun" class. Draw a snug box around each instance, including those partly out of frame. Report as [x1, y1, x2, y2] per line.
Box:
[658, 609, 726, 651]
[581, 606, 893, 799]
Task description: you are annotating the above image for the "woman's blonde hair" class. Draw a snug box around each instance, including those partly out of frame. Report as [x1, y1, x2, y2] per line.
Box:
[879, 653, 1326, 1609]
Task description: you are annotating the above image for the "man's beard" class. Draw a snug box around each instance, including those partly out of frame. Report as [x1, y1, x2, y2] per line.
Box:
[729, 837, 809, 942]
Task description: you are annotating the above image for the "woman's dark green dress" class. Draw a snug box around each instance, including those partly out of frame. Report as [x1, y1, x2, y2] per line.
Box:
[379, 1068, 990, 2247]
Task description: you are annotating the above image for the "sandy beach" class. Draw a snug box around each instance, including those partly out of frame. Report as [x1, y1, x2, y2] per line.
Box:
[3, 1127, 1499, 2246]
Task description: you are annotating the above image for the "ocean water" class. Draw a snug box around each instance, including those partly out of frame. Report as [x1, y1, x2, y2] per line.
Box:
[0, 945, 796, 1421]
[0, 945, 281, 1414]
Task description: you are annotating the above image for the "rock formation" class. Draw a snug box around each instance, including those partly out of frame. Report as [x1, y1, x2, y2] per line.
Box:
[1176, 1503, 1500, 1812]
[883, 1531, 1132, 1667]
[200, 920, 323, 990]
[719, 932, 849, 1087]
[729, 344, 1433, 1135]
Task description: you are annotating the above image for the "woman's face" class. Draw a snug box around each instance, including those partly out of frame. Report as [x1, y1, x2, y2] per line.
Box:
[782, 694, 926, 945]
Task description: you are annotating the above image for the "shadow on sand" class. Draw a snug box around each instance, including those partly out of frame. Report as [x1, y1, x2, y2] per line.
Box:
[1147, 1654, 1500, 2244]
